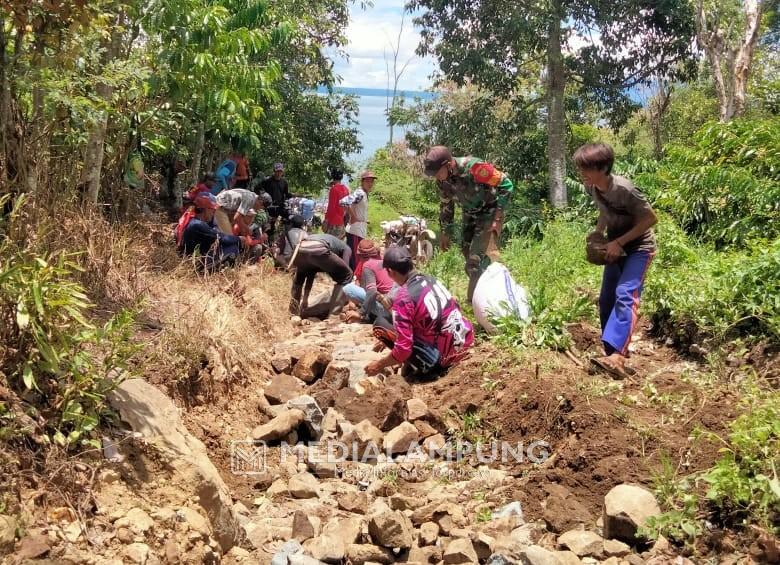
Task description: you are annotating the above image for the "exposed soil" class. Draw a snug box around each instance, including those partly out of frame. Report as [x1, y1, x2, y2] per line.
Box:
[413, 320, 739, 533]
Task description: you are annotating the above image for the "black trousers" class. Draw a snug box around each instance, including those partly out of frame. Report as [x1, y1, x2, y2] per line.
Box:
[290, 246, 353, 314]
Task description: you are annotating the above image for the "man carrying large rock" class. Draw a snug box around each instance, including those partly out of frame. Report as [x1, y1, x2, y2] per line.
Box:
[423, 145, 514, 301]
[365, 246, 473, 378]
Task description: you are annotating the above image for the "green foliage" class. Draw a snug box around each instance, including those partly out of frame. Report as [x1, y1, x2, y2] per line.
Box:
[641, 454, 702, 545]
[0, 201, 138, 449]
[645, 391, 780, 542]
[641, 217, 780, 346]
[636, 119, 780, 247]
[660, 83, 720, 146]
[493, 290, 591, 351]
[699, 391, 780, 532]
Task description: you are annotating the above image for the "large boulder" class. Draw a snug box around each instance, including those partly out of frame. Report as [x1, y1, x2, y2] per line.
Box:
[407, 398, 431, 421]
[557, 529, 603, 557]
[518, 545, 561, 565]
[287, 395, 324, 438]
[264, 374, 306, 404]
[303, 534, 345, 563]
[337, 491, 369, 515]
[289, 472, 320, 499]
[292, 510, 321, 542]
[292, 348, 332, 383]
[342, 419, 384, 460]
[345, 544, 395, 564]
[251, 409, 305, 442]
[108, 379, 240, 551]
[383, 422, 419, 455]
[368, 511, 414, 549]
[321, 362, 350, 390]
[322, 516, 363, 545]
[603, 484, 661, 544]
[419, 521, 439, 546]
[444, 538, 479, 564]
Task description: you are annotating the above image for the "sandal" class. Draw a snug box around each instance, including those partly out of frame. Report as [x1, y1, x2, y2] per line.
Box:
[590, 356, 631, 380]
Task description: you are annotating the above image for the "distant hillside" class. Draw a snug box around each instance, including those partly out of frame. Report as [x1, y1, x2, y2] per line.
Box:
[315, 86, 439, 100]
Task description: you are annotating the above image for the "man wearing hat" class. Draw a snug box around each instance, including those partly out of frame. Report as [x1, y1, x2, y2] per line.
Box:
[339, 170, 377, 269]
[177, 192, 242, 272]
[365, 246, 473, 378]
[260, 162, 291, 241]
[423, 145, 514, 301]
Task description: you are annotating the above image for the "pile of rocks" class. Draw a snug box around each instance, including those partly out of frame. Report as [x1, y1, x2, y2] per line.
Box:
[229, 468, 678, 565]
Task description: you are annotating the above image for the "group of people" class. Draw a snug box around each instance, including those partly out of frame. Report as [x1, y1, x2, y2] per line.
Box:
[174, 159, 296, 271]
[172, 140, 657, 381]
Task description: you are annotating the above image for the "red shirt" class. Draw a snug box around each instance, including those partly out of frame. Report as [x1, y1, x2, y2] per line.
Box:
[325, 183, 349, 226]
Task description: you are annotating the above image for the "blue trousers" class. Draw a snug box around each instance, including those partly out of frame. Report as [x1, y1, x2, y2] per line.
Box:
[599, 250, 654, 356]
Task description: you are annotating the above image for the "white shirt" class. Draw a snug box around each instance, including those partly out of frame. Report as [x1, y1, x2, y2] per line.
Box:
[339, 188, 368, 238]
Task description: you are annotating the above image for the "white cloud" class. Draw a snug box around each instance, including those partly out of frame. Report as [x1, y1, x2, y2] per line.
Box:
[332, 1, 436, 90]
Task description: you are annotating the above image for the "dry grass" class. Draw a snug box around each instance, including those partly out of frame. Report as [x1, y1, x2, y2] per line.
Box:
[14, 195, 294, 391]
[141, 259, 294, 393]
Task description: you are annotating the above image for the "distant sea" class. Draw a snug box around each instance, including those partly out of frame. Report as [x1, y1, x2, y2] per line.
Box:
[316, 86, 438, 167]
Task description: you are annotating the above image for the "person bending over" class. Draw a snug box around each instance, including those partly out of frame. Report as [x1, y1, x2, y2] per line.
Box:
[365, 246, 474, 378]
[278, 215, 353, 316]
[176, 193, 241, 272]
[423, 146, 514, 302]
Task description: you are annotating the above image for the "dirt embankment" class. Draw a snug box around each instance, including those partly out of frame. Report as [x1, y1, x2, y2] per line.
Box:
[2, 247, 770, 564]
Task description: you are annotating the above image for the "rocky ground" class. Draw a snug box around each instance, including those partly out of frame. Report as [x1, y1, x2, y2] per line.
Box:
[1, 299, 769, 564]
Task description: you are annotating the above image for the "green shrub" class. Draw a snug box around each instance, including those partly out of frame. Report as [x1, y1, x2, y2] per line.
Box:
[644, 390, 780, 542]
[645, 220, 780, 346]
[636, 119, 780, 247]
[1, 199, 138, 449]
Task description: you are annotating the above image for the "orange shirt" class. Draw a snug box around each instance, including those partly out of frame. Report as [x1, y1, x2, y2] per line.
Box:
[234, 156, 250, 180]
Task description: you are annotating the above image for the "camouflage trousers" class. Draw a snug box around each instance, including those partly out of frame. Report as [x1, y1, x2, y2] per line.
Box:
[461, 210, 502, 302]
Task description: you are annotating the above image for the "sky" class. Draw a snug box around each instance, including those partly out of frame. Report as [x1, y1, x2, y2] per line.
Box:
[332, 0, 437, 91]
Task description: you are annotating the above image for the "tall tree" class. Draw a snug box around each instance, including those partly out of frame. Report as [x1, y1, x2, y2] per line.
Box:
[695, 0, 767, 121]
[410, 0, 695, 207]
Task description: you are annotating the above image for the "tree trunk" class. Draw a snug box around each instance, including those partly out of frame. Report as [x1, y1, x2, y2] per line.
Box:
[732, 0, 762, 119]
[190, 120, 205, 184]
[81, 15, 123, 205]
[546, 3, 567, 208]
[0, 17, 10, 191]
[82, 87, 111, 204]
[648, 82, 673, 160]
[695, 0, 763, 122]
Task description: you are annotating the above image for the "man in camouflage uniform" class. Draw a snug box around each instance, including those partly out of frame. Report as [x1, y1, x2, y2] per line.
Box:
[423, 145, 514, 301]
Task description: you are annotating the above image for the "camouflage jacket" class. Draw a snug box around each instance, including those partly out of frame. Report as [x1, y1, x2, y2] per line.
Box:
[438, 157, 513, 236]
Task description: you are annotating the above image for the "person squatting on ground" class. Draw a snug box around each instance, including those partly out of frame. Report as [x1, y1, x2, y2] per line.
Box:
[424, 146, 514, 302]
[339, 169, 377, 269]
[276, 215, 353, 316]
[574, 142, 658, 380]
[323, 169, 350, 239]
[229, 191, 271, 263]
[342, 239, 396, 324]
[175, 193, 242, 272]
[365, 246, 474, 378]
[214, 188, 262, 236]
